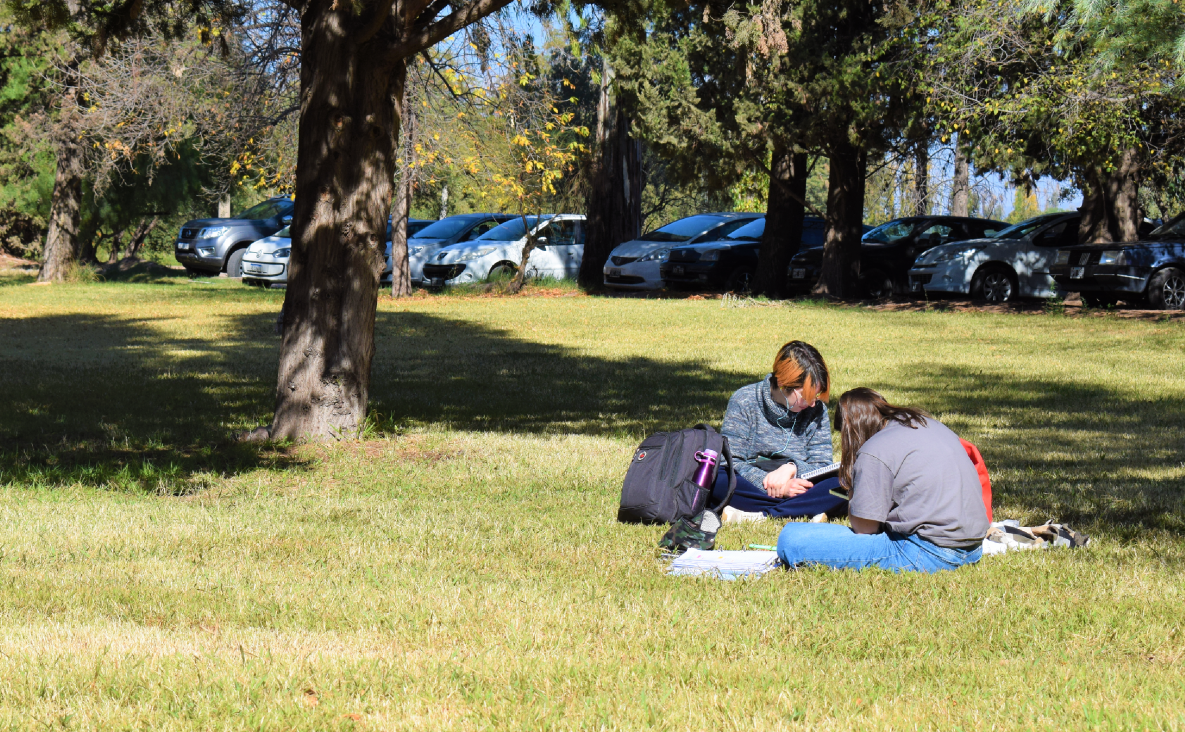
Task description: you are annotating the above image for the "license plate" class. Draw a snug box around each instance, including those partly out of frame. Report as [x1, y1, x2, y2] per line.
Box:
[792, 268, 806, 279]
[1070, 266, 1084, 279]
[673, 265, 684, 276]
[608, 268, 621, 277]
[246, 264, 264, 273]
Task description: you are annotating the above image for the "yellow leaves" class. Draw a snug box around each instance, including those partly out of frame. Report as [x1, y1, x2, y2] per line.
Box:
[511, 134, 530, 147]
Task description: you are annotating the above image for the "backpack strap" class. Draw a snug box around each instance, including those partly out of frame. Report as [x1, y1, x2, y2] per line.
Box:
[694, 424, 737, 512]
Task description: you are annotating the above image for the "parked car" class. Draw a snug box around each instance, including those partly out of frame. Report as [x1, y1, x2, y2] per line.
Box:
[240, 226, 291, 286]
[382, 214, 512, 285]
[422, 214, 586, 286]
[1049, 214, 1185, 309]
[789, 217, 1002, 297]
[905, 213, 1085, 302]
[175, 197, 293, 277]
[602, 212, 763, 290]
[660, 216, 828, 292]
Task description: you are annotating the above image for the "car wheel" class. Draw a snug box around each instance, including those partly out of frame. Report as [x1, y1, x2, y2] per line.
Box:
[1148, 267, 1185, 310]
[971, 265, 1017, 303]
[860, 268, 894, 299]
[226, 248, 246, 278]
[724, 267, 755, 294]
[1081, 293, 1118, 308]
[487, 262, 517, 283]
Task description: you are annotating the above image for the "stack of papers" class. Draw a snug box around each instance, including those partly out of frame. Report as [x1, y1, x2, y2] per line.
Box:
[668, 549, 781, 580]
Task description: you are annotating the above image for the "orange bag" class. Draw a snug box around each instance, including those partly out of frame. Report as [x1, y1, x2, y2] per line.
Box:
[960, 439, 993, 522]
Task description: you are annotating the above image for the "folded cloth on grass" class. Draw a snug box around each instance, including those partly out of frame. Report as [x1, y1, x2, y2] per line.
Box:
[668, 549, 780, 580]
[982, 520, 1090, 555]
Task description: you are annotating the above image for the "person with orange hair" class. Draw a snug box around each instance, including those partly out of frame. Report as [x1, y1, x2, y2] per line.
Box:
[709, 340, 847, 521]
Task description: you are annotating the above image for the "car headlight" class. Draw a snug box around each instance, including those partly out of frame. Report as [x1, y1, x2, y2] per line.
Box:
[198, 226, 230, 239]
[1098, 250, 1126, 265]
[197, 247, 215, 257]
[932, 247, 980, 264]
[638, 247, 672, 263]
[699, 249, 723, 262]
[454, 246, 497, 262]
[410, 246, 424, 255]
[272, 248, 290, 259]
[1055, 250, 1070, 266]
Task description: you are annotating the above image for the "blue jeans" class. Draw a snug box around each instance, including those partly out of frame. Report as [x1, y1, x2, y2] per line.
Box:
[711, 470, 848, 519]
[777, 522, 983, 573]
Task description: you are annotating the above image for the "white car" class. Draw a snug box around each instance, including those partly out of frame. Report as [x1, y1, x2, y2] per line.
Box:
[381, 217, 489, 285]
[602, 212, 763, 290]
[421, 214, 586, 286]
[908, 213, 1081, 302]
[240, 226, 291, 286]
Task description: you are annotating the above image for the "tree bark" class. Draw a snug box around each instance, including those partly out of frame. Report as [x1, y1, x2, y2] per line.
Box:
[914, 140, 929, 217]
[38, 56, 85, 283]
[579, 56, 642, 290]
[753, 141, 807, 298]
[271, 11, 404, 442]
[1078, 148, 1141, 244]
[218, 194, 232, 219]
[814, 137, 866, 298]
[950, 139, 969, 217]
[123, 215, 160, 259]
[439, 184, 448, 219]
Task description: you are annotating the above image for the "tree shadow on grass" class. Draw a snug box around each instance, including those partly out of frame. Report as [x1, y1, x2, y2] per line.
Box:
[0, 311, 306, 493]
[882, 364, 1185, 535]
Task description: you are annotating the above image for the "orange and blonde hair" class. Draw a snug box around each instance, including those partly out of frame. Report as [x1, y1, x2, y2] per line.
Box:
[770, 341, 830, 405]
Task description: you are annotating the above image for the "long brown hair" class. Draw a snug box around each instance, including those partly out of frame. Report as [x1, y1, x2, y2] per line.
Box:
[835, 388, 930, 490]
[770, 341, 830, 405]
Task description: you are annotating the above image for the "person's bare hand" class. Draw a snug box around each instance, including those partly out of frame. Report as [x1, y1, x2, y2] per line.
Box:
[763, 464, 813, 498]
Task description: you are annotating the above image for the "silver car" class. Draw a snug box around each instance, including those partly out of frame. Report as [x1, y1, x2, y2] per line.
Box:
[382, 214, 509, 285]
[175, 197, 293, 277]
[241, 227, 291, 286]
[908, 213, 1081, 302]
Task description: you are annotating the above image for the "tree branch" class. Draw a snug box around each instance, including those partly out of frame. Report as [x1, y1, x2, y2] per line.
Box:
[357, 0, 397, 44]
[745, 149, 827, 220]
[388, 0, 514, 60]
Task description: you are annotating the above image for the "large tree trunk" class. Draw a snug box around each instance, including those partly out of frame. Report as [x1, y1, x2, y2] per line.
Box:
[753, 141, 807, 298]
[814, 137, 866, 298]
[579, 57, 642, 289]
[1078, 148, 1141, 244]
[914, 140, 929, 217]
[271, 12, 403, 442]
[950, 139, 970, 217]
[38, 56, 85, 283]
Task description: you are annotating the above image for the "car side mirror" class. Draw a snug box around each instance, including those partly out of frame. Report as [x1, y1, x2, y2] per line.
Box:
[280, 215, 293, 225]
[535, 236, 548, 248]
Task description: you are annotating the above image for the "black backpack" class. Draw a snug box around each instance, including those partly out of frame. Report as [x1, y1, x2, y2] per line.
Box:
[617, 424, 737, 524]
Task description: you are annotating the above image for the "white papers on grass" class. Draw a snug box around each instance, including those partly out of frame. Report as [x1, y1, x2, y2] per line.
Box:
[668, 549, 781, 580]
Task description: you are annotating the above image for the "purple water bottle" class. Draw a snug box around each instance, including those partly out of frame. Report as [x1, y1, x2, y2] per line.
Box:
[693, 449, 719, 490]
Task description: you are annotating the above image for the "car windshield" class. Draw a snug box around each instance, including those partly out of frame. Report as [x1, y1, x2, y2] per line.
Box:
[639, 214, 725, 242]
[1148, 214, 1185, 239]
[275, 226, 290, 238]
[863, 220, 917, 244]
[477, 216, 542, 241]
[235, 199, 290, 220]
[989, 215, 1059, 240]
[724, 218, 766, 240]
[411, 217, 472, 240]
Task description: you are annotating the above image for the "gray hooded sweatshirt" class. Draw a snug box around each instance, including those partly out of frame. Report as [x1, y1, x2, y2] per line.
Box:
[721, 374, 834, 486]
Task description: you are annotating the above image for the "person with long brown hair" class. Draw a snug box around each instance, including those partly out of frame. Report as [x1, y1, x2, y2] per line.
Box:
[708, 340, 848, 521]
[776, 387, 989, 572]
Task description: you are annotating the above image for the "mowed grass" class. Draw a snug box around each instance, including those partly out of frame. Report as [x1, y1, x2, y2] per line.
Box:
[1, 274, 1184, 731]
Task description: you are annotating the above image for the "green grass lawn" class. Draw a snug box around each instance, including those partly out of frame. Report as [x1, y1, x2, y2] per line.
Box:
[1, 273, 1184, 730]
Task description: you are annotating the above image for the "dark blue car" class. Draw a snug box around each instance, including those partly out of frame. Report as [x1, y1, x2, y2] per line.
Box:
[1050, 215, 1185, 309]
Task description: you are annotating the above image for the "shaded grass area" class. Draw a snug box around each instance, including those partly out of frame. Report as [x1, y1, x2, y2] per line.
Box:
[1, 279, 1184, 729]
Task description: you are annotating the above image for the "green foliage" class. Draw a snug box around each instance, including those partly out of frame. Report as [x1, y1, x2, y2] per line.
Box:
[0, 22, 59, 257]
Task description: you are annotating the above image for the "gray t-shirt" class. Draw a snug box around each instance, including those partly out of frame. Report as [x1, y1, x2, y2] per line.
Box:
[849, 419, 989, 549]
